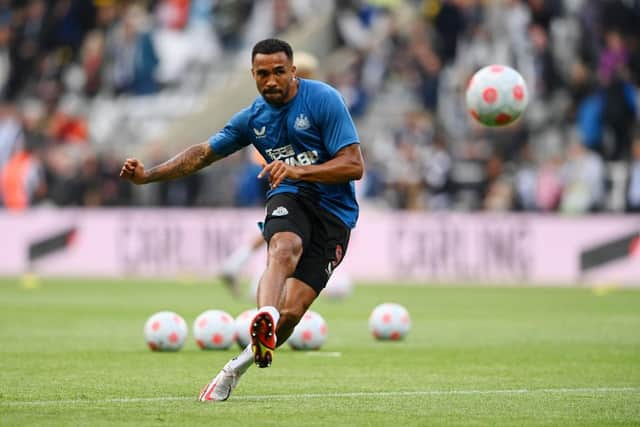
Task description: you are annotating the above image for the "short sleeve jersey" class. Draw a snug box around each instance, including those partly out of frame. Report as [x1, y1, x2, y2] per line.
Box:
[208, 79, 360, 228]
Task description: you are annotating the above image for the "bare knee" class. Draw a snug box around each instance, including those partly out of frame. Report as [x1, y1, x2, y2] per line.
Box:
[268, 233, 302, 272]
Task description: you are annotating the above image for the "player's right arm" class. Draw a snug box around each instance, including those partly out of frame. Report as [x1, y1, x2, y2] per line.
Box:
[119, 142, 222, 185]
[121, 107, 251, 185]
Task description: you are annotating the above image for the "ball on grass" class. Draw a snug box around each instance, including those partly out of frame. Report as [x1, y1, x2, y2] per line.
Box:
[288, 310, 328, 350]
[369, 303, 411, 341]
[144, 311, 188, 351]
[234, 308, 259, 349]
[193, 309, 235, 350]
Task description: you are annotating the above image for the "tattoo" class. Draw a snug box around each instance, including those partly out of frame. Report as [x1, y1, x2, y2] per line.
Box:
[145, 142, 220, 183]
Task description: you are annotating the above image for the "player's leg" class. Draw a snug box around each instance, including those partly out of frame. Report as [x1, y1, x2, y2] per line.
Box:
[273, 203, 351, 347]
[257, 231, 303, 307]
[199, 278, 317, 401]
[199, 195, 316, 401]
[250, 194, 311, 368]
[250, 230, 303, 367]
[198, 353, 247, 401]
[275, 277, 318, 345]
[199, 232, 303, 401]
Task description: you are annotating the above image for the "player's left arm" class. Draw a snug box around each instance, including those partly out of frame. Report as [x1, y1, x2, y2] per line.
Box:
[258, 143, 363, 188]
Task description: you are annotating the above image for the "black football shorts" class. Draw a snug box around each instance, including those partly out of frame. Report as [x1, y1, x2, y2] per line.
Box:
[262, 192, 351, 294]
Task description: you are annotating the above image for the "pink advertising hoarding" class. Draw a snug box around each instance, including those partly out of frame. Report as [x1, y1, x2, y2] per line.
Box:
[0, 208, 638, 286]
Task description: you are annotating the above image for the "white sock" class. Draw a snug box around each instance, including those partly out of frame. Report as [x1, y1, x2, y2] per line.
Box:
[258, 305, 280, 325]
[224, 345, 253, 374]
[222, 245, 253, 275]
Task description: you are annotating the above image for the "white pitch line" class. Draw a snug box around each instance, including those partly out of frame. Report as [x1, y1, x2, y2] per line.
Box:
[1, 387, 639, 407]
[305, 351, 342, 357]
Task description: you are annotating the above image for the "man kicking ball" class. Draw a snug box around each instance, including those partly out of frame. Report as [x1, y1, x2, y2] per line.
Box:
[119, 38, 363, 401]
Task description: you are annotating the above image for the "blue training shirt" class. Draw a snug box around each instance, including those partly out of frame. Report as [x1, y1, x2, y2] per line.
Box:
[208, 79, 360, 228]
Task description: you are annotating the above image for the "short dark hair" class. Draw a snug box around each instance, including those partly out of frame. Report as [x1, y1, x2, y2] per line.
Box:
[251, 38, 293, 62]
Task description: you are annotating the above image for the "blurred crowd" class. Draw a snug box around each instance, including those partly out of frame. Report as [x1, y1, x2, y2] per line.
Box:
[334, 0, 640, 213]
[0, 0, 639, 214]
[0, 0, 321, 209]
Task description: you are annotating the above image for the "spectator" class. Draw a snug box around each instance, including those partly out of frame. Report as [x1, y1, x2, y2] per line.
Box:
[514, 143, 537, 211]
[423, 134, 452, 210]
[560, 137, 605, 214]
[80, 30, 105, 97]
[626, 131, 640, 212]
[598, 30, 628, 84]
[535, 155, 563, 212]
[526, 0, 560, 32]
[47, 96, 88, 145]
[5, 0, 48, 100]
[600, 73, 636, 161]
[187, 0, 222, 67]
[107, 5, 159, 95]
[0, 129, 46, 210]
[0, 17, 10, 95]
[97, 150, 132, 206]
[0, 102, 22, 170]
[212, 0, 254, 50]
[430, 0, 466, 64]
[43, 0, 96, 56]
[409, 36, 441, 112]
[597, 31, 637, 161]
[527, 23, 562, 100]
[76, 151, 102, 206]
[566, 60, 594, 121]
[156, 0, 190, 31]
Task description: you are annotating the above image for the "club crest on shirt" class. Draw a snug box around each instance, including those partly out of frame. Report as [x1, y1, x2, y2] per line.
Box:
[294, 114, 310, 131]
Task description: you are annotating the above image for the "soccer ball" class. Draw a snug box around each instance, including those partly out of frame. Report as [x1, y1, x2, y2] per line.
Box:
[465, 64, 529, 127]
[143, 311, 188, 351]
[234, 308, 259, 349]
[323, 270, 353, 300]
[369, 303, 411, 341]
[288, 310, 328, 350]
[193, 309, 235, 350]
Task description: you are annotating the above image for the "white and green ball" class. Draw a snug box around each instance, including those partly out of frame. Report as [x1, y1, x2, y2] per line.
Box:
[144, 311, 188, 351]
[369, 303, 411, 341]
[193, 309, 235, 350]
[288, 310, 328, 350]
[466, 64, 529, 127]
[234, 308, 259, 349]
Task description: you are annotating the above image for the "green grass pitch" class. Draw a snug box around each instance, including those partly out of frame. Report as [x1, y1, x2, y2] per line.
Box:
[0, 277, 639, 426]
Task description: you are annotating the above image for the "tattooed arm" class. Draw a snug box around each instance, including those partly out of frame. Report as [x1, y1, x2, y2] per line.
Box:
[119, 142, 222, 185]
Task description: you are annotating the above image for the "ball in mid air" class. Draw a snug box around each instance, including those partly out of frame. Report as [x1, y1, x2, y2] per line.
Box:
[466, 64, 529, 127]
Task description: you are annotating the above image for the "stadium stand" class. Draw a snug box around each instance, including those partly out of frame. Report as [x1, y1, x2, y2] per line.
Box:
[0, 0, 638, 214]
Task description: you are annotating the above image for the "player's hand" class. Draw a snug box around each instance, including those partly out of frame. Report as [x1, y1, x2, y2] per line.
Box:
[257, 160, 301, 189]
[119, 158, 148, 185]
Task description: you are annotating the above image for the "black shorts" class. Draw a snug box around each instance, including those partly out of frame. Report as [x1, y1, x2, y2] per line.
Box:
[262, 192, 351, 294]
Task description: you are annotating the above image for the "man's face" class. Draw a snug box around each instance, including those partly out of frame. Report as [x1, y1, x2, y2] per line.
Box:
[252, 52, 297, 106]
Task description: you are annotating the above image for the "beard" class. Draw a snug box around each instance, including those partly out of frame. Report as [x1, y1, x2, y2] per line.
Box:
[261, 84, 290, 105]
